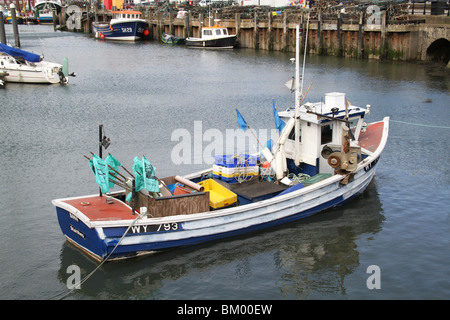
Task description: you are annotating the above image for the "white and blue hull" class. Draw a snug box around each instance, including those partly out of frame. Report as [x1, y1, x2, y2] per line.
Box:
[93, 21, 148, 41]
[53, 132, 385, 262]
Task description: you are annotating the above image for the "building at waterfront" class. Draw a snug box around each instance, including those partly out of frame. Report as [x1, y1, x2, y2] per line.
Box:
[0, 1, 35, 11]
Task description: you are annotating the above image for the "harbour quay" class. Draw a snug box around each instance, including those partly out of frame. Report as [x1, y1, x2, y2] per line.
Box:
[60, 1, 450, 63]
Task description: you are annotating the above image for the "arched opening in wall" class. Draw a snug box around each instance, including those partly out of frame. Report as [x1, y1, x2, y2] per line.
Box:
[426, 38, 450, 64]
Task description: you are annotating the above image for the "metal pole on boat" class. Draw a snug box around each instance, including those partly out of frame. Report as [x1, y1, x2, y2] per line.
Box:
[294, 25, 301, 166]
[0, 7, 7, 45]
[99, 124, 103, 197]
[9, 4, 20, 48]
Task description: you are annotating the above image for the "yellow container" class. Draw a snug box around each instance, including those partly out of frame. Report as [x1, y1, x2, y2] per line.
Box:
[198, 179, 237, 209]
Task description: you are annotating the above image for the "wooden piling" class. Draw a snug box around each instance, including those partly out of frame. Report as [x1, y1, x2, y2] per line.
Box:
[337, 12, 342, 57]
[10, 4, 20, 47]
[0, 10, 6, 45]
[357, 11, 364, 59]
[253, 11, 259, 50]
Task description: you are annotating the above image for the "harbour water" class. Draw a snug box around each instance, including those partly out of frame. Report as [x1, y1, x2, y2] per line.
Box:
[0, 24, 449, 300]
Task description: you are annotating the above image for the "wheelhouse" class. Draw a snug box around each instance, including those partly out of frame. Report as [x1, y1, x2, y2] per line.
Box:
[202, 26, 229, 39]
[278, 92, 369, 177]
[111, 11, 143, 20]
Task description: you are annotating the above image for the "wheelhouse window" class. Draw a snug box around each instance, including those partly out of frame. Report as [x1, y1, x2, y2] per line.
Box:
[288, 125, 301, 142]
[223, 29, 228, 35]
[215, 29, 221, 35]
[204, 30, 213, 36]
[321, 124, 333, 144]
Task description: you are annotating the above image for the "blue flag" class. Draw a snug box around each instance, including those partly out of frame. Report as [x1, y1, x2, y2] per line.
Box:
[235, 109, 248, 131]
[272, 101, 286, 134]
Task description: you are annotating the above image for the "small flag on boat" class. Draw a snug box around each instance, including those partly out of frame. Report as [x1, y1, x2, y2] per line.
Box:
[272, 101, 286, 134]
[92, 154, 110, 194]
[236, 109, 248, 131]
[143, 156, 159, 193]
[105, 154, 122, 189]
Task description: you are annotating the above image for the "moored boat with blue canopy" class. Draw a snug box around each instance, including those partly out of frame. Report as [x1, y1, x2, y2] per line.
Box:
[0, 43, 73, 84]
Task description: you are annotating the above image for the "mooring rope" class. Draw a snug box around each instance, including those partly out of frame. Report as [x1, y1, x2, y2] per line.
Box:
[390, 119, 450, 129]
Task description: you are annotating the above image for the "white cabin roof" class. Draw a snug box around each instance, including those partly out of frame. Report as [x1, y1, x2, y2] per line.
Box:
[279, 92, 368, 124]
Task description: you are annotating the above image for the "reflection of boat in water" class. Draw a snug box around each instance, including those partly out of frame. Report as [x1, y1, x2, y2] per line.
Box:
[92, 11, 149, 41]
[52, 25, 389, 263]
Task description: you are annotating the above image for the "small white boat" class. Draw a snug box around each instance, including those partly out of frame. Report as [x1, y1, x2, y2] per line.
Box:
[0, 43, 71, 84]
[52, 26, 389, 262]
[186, 25, 237, 49]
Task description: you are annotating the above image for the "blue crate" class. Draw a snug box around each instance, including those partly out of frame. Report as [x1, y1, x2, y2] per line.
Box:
[214, 154, 259, 168]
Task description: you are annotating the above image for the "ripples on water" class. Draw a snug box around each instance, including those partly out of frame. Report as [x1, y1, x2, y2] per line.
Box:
[0, 25, 449, 300]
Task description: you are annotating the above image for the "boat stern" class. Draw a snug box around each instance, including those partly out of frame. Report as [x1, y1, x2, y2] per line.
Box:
[53, 198, 107, 261]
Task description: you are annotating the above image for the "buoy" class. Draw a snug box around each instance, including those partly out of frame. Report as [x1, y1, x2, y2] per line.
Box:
[144, 29, 149, 36]
[262, 161, 270, 169]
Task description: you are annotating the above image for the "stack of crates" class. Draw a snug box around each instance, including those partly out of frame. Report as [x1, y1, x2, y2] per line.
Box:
[212, 154, 259, 183]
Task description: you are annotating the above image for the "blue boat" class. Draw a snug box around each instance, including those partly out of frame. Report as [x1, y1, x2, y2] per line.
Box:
[52, 26, 389, 262]
[93, 11, 149, 41]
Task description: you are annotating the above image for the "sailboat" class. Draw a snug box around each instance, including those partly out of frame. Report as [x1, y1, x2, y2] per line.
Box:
[52, 25, 389, 262]
[0, 43, 72, 84]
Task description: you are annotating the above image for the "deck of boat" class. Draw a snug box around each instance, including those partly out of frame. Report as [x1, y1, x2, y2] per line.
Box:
[60, 120, 385, 223]
[359, 121, 384, 153]
[63, 195, 136, 222]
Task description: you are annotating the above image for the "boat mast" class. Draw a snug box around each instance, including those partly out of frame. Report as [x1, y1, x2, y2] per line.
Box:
[294, 16, 309, 167]
[294, 25, 301, 166]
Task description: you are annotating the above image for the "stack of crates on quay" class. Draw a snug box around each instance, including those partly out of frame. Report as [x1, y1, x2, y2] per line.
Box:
[212, 154, 260, 183]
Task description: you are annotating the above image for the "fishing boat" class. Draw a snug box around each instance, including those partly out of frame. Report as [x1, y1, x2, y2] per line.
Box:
[34, 0, 62, 24]
[5, 10, 24, 24]
[162, 33, 185, 45]
[0, 43, 72, 84]
[52, 26, 389, 262]
[92, 11, 149, 41]
[185, 25, 237, 49]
